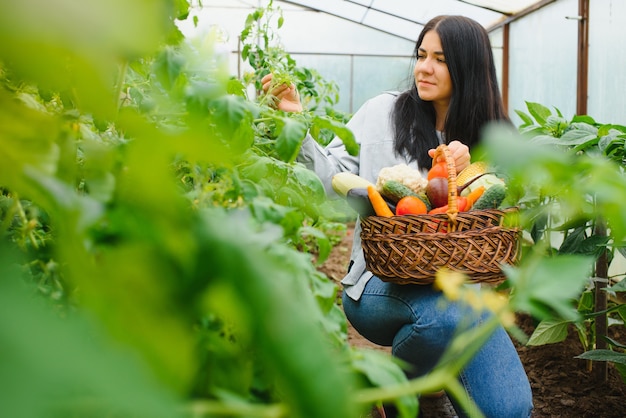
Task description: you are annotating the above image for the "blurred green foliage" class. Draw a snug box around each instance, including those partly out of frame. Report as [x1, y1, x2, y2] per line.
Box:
[1, 1, 625, 418]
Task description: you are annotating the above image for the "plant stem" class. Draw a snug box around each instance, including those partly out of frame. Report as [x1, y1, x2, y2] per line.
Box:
[185, 400, 286, 418]
[593, 217, 608, 383]
[115, 59, 129, 116]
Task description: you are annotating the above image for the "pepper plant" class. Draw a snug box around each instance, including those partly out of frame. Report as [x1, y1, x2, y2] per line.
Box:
[482, 102, 626, 382]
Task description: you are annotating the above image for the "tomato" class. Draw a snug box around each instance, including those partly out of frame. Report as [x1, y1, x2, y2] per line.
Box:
[427, 161, 447, 180]
[395, 196, 428, 215]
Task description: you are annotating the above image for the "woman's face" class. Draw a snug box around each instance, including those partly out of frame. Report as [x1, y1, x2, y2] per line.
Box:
[414, 30, 452, 107]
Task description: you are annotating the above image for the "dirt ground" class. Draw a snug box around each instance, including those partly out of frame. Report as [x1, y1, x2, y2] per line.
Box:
[317, 225, 626, 418]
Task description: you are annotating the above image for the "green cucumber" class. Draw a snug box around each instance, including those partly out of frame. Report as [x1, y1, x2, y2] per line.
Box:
[381, 180, 431, 210]
[472, 184, 506, 210]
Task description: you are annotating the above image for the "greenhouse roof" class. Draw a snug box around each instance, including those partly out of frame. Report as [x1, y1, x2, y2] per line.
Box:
[271, 0, 552, 40]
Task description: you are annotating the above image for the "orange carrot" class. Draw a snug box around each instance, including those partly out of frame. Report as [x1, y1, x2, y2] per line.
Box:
[367, 185, 394, 217]
[428, 197, 469, 215]
[428, 205, 449, 215]
[465, 186, 486, 209]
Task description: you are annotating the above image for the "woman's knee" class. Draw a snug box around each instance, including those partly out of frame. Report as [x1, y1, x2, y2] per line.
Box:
[470, 390, 533, 418]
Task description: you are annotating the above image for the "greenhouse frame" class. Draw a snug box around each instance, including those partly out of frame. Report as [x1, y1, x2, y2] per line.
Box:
[181, 0, 625, 125]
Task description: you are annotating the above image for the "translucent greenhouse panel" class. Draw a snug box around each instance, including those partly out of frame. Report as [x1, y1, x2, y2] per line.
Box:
[588, 0, 626, 125]
[275, 9, 414, 56]
[352, 55, 415, 112]
[507, 0, 578, 127]
[294, 54, 414, 114]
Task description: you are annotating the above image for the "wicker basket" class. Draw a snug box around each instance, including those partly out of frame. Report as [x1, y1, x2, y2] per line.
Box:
[360, 144, 520, 285]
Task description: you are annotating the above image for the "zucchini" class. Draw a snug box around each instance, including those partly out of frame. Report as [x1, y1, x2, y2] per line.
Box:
[472, 184, 506, 210]
[331, 172, 374, 197]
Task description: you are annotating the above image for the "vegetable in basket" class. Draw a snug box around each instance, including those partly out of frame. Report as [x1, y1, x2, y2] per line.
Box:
[380, 180, 432, 210]
[375, 163, 428, 194]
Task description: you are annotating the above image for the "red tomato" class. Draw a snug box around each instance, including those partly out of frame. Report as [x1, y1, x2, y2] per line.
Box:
[395, 196, 428, 216]
[427, 161, 448, 180]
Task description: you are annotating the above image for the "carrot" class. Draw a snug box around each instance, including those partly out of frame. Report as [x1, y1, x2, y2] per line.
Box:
[465, 185, 486, 209]
[428, 205, 449, 215]
[367, 185, 394, 217]
[428, 197, 469, 215]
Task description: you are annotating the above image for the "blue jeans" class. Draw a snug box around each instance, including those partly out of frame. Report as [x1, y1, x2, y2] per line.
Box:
[342, 276, 533, 418]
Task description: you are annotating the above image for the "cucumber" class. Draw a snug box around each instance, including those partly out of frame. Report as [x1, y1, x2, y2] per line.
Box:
[381, 180, 418, 202]
[472, 184, 506, 210]
[381, 180, 431, 210]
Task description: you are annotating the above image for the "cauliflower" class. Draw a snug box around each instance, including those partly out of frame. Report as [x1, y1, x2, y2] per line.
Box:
[376, 163, 428, 194]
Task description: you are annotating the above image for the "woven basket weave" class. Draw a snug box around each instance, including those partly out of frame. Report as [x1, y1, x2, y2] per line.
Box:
[360, 144, 520, 285]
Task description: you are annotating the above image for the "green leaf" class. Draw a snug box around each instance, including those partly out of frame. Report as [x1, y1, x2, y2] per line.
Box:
[226, 78, 247, 96]
[350, 349, 419, 417]
[514, 109, 534, 126]
[275, 117, 308, 162]
[198, 209, 358, 418]
[604, 336, 626, 349]
[173, 0, 191, 20]
[525, 101, 553, 126]
[299, 225, 331, 264]
[0, 91, 61, 188]
[210, 95, 257, 155]
[291, 163, 326, 203]
[153, 46, 185, 90]
[212, 95, 252, 135]
[249, 196, 297, 225]
[607, 279, 626, 293]
[571, 114, 597, 125]
[529, 134, 567, 146]
[576, 349, 626, 365]
[559, 128, 598, 146]
[558, 227, 609, 257]
[616, 305, 626, 324]
[505, 254, 594, 321]
[0, 261, 181, 418]
[1, 0, 174, 117]
[311, 115, 359, 156]
[526, 319, 569, 346]
[577, 290, 594, 315]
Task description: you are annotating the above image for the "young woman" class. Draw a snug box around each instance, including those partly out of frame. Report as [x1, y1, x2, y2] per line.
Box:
[263, 15, 533, 418]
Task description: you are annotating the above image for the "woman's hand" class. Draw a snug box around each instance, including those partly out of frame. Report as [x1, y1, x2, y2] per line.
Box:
[428, 140, 470, 173]
[261, 73, 303, 113]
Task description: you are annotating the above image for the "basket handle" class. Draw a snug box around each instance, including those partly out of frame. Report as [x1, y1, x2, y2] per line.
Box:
[432, 144, 458, 226]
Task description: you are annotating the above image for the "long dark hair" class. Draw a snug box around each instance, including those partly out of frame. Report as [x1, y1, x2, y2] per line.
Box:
[392, 15, 510, 169]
